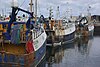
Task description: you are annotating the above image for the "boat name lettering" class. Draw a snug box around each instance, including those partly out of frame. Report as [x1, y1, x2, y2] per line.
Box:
[34, 40, 39, 45]
[34, 40, 39, 49]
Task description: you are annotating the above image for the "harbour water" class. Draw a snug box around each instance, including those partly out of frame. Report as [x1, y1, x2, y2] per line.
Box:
[38, 35, 100, 67]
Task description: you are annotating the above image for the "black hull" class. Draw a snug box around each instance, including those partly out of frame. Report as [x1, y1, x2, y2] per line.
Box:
[63, 32, 75, 42]
[47, 31, 75, 45]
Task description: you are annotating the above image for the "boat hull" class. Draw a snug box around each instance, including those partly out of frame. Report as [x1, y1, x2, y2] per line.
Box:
[76, 24, 94, 37]
[46, 23, 76, 45]
[63, 31, 75, 43]
[46, 32, 75, 45]
[0, 31, 47, 67]
[0, 41, 46, 67]
[34, 41, 46, 66]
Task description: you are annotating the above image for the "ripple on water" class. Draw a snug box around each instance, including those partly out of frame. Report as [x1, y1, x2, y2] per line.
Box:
[45, 36, 100, 67]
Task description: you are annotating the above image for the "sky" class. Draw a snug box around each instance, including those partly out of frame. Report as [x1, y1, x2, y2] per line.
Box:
[0, 0, 100, 18]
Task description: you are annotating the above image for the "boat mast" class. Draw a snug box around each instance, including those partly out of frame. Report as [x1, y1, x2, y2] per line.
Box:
[87, 5, 91, 16]
[56, 6, 60, 20]
[35, 0, 37, 21]
[12, 0, 18, 7]
[2, 9, 4, 17]
[66, 2, 69, 20]
[49, 6, 53, 20]
[29, 0, 33, 12]
[87, 5, 91, 22]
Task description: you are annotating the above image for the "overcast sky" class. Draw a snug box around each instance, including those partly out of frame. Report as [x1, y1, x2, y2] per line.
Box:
[0, 0, 100, 18]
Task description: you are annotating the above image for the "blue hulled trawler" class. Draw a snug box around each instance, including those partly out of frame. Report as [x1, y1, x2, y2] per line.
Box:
[0, 0, 47, 67]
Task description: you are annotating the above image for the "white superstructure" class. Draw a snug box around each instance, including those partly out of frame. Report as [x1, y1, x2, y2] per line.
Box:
[55, 23, 75, 36]
[88, 24, 94, 31]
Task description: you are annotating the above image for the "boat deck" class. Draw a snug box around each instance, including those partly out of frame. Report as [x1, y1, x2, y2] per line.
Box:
[0, 43, 26, 55]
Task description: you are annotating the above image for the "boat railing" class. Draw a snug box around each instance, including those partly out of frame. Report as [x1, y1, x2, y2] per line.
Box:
[0, 23, 44, 43]
[32, 28, 44, 39]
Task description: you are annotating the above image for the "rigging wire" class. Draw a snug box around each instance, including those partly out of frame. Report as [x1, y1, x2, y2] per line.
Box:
[38, 1, 41, 16]
[20, 0, 26, 7]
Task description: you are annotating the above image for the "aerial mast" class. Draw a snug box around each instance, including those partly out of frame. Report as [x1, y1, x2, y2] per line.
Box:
[35, 0, 37, 21]
[11, 0, 18, 7]
[56, 6, 60, 20]
[49, 6, 53, 20]
[87, 5, 91, 16]
[87, 5, 91, 22]
[29, 0, 33, 12]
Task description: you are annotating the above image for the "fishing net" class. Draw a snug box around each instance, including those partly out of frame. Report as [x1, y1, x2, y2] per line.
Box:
[11, 24, 22, 45]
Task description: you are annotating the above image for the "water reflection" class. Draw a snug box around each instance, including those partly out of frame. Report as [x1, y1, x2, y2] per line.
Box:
[37, 55, 46, 67]
[46, 42, 76, 67]
[46, 45, 64, 66]
[76, 37, 93, 55]
[46, 36, 94, 67]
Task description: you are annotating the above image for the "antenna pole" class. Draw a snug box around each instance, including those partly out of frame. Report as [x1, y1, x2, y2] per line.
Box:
[35, 0, 37, 21]
[12, 0, 18, 7]
[49, 6, 53, 20]
[29, 0, 33, 12]
[56, 6, 60, 20]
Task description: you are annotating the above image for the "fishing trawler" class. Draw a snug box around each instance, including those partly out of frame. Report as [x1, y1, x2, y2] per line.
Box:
[44, 6, 75, 45]
[61, 17, 76, 43]
[76, 6, 94, 37]
[0, 0, 47, 67]
[76, 14, 94, 37]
